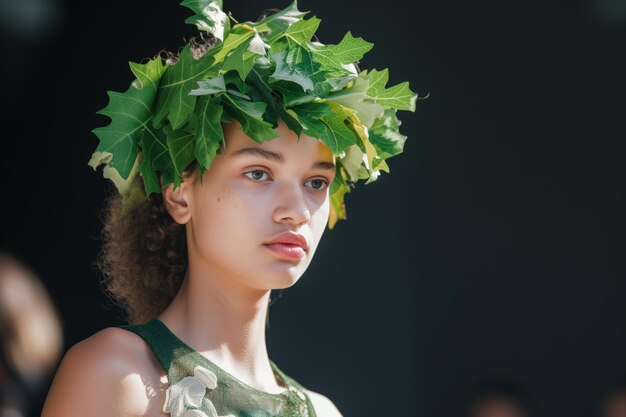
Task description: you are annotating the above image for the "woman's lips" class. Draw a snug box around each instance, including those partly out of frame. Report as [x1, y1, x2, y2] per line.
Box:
[263, 243, 306, 259]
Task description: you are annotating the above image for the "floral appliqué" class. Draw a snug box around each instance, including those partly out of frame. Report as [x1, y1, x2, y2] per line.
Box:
[163, 366, 235, 417]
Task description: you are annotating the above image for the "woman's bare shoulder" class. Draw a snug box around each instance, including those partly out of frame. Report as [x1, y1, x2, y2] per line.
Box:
[303, 388, 344, 417]
[41, 326, 168, 417]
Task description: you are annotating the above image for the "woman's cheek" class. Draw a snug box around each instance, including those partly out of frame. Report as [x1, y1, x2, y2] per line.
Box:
[309, 198, 330, 251]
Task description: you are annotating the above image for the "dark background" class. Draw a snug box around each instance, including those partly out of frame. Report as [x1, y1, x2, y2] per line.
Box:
[1, 0, 625, 416]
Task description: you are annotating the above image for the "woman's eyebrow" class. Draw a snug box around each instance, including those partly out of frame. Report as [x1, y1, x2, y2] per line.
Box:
[230, 147, 336, 171]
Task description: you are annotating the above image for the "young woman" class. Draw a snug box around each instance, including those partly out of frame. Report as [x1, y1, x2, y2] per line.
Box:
[41, 118, 343, 417]
[40, 1, 417, 416]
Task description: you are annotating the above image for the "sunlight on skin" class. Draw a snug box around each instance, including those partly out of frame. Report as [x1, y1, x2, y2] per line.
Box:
[171, 117, 337, 293]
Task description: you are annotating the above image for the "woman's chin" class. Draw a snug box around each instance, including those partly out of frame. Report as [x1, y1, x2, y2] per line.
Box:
[253, 265, 305, 290]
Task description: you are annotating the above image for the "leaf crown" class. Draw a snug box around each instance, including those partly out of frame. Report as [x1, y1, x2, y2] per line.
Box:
[88, 0, 421, 229]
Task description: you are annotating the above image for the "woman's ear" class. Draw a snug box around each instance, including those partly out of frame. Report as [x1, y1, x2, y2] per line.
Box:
[161, 175, 194, 225]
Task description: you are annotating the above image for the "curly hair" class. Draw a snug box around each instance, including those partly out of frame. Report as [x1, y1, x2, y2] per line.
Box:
[95, 160, 198, 324]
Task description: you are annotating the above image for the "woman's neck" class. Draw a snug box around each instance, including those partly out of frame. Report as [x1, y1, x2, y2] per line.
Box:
[157, 261, 285, 393]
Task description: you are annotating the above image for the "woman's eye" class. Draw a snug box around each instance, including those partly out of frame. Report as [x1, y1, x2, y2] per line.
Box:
[243, 169, 271, 182]
[304, 178, 330, 192]
[243, 169, 329, 192]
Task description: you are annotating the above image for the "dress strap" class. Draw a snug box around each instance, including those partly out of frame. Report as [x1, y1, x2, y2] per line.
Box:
[119, 319, 187, 375]
[270, 361, 318, 417]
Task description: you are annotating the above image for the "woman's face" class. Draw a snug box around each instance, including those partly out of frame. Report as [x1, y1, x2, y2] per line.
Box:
[180, 118, 336, 291]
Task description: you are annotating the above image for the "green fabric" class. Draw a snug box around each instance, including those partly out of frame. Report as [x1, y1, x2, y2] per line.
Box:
[120, 319, 317, 417]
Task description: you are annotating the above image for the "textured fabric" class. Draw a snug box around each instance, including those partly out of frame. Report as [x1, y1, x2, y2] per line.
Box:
[120, 319, 317, 417]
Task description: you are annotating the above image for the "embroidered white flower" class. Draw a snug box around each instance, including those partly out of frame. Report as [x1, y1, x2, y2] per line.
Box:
[163, 366, 234, 417]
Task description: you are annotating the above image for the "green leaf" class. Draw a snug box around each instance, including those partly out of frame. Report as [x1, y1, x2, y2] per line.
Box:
[153, 44, 219, 130]
[209, 26, 255, 63]
[270, 76, 317, 107]
[340, 144, 366, 182]
[247, 0, 308, 43]
[247, 31, 271, 55]
[246, 67, 280, 124]
[221, 37, 261, 80]
[89, 57, 166, 183]
[129, 57, 168, 90]
[226, 89, 251, 99]
[283, 16, 320, 47]
[270, 43, 332, 97]
[190, 75, 226, 95]
[165, 126, 196, 189]
[137, 127, 175, 195]
[221, 109, 232, 123]
[365, 68, 417, 111]
[223, 71, 248, 94]
[288, 44, 334, 96]
[181, 0, 230, 41]
[271, 51, 314, 92]
[326, 63, 359, 91]
[291, 101, 332, 117]
[343, 114, 386, 186]
[326, 75, 385, 128]
[314, 31, 374, 66]
[278, 105, 303, 137]
[368, 109, 408, 166]
[269, 38, 289, 57]
[192, 96, 223, 175]
[221, 94, 281, 142]
[270, 49, 312, 92]
[290, 101, 356, 153]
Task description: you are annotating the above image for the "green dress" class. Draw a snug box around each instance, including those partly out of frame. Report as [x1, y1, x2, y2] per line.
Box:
[120, 319, 317, 417]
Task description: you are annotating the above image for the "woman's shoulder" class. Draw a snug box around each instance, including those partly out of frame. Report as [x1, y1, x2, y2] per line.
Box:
[69, 326, 161, 370]
[41, 326, 167, 417]
[61, 326, 160, 378]
[303, 388, 344, 417]
[69, 325, 145, 357]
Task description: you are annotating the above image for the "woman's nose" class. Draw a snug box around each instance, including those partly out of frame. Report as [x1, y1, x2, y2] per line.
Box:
[273, 179, 311, 225]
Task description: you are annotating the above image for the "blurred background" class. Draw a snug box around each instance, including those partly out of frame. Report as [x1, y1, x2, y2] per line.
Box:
[0, 0, 625, 416]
